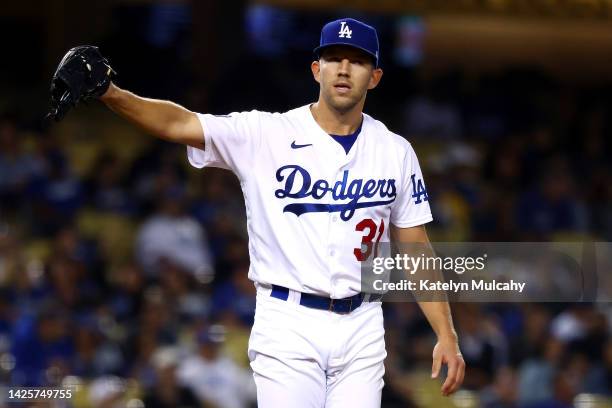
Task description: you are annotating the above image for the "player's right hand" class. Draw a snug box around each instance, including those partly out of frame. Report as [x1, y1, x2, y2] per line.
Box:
[47, 45, 116, 122]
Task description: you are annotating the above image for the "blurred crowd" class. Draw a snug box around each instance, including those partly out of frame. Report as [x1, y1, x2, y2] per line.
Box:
[0, 46, 611, 408]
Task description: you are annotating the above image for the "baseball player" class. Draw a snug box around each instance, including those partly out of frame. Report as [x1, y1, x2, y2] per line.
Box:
[48, 17, 464, 408]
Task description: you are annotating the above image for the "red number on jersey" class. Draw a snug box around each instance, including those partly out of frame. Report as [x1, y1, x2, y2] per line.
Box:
[354, 218, 385, 261]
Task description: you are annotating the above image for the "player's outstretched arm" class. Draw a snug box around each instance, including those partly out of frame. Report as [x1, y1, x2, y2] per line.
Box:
[390, 224, 465, 396]
[47, 45, 204, 149]
[101, 83, 204, 149]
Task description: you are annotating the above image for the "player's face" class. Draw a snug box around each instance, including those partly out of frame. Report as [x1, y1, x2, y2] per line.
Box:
[312, 46, 383, 113]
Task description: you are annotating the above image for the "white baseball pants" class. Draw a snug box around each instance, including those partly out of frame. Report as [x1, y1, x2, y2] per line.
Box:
[248, 286, 386, 408]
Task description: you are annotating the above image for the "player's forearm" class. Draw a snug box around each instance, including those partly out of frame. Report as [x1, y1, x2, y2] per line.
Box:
[100, 83, 203, 148]
[417, 301, 458, 341]
[390, 225, 458, 341]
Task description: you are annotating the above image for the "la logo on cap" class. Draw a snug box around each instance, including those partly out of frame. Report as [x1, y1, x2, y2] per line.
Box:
[338, 21, 352, 38]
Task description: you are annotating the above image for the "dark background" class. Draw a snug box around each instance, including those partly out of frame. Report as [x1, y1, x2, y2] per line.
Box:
[0, 1, 610, 407]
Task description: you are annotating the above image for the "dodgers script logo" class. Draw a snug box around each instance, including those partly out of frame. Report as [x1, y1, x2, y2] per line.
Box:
[274, 165, 396, 221]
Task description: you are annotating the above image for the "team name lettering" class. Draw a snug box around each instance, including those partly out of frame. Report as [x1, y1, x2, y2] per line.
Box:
[274, 165, 396, 220]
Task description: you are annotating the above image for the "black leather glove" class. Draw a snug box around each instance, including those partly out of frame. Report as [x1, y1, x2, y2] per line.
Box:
[47, 45, 115, 121]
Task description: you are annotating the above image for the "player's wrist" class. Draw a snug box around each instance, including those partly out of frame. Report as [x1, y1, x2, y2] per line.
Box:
[100, 82, 118, 102]
[436, 331, 458, 344]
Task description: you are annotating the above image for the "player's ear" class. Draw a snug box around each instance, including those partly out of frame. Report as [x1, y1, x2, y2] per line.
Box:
[311, 60, 321, 84]
[367, 67, 383, 90]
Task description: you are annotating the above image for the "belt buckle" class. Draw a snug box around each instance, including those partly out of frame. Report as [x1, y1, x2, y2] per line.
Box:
[329, 298, 352, 314]
[347, 298, 353, 313]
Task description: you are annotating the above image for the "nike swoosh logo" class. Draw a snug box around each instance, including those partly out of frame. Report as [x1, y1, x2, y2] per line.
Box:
[291, 141, 313, 149]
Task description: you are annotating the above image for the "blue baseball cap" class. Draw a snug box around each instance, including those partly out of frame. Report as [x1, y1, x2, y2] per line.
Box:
[313, 18, 380, 67]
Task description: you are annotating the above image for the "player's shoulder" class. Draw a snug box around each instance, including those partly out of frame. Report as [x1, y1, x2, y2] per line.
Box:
[278, 104, 312, 121]
[236, 105, 307, 117]
[222, 105, 306, 123]
[363, 112, 416, 154]
[253, 105, 316, 129]
[202, 108, 290, 131]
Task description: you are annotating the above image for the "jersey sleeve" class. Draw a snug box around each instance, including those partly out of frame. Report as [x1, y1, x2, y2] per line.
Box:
[186, 111, 262, 176]
[390, 142, 433, 228]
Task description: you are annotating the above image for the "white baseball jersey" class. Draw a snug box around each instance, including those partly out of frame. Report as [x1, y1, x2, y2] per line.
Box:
[187, 104, 432, 299]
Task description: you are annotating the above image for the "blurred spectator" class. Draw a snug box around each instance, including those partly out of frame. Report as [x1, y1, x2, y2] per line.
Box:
[211, 262, 255, 327]
[28, 151, 84, 237]
[189, 168, 244, 231]
[135, 186, 214, 279]
[88, 375, 126, 408]
[128, 141, 188, 215]
[580, 339, 612, 395]
[455, 304, 508, 389]
[158, 258, 210, 320]
[106, 262, 145, 323]
[46, 229, 102, 309]
[10, 306, 73, 385]
[402, 77, 463, 139]
[129, 287, 179, 389]
[479, 366, 518, 408]
[138, 287, 177, 345]
[551, 305, 608, 362]
[142, 347, 199, 408]
[177, 324, 256, 408]
[509, 305, 551, 364]
[71, 313, 124, 378]
[551, 306, 588, 344]
[1, 231, 48, 313]
[0, 116, 45, 216]
[84, 151, 135, 215]
[518, 338, 564, 405]
[516, 158, 588, 238]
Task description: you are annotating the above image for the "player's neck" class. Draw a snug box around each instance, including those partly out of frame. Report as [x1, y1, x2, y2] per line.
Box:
[310, 100, 363, 136]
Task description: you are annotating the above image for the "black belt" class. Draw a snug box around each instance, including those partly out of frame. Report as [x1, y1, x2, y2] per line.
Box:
[270, 285, 382, 314]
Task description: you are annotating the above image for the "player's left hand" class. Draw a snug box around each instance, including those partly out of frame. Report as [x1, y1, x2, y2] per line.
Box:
[431, 336, 465, 396]
[47, 45, 115, 121]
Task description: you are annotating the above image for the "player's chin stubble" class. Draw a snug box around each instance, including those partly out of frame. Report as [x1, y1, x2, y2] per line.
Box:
[323, 87, 363, 115]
